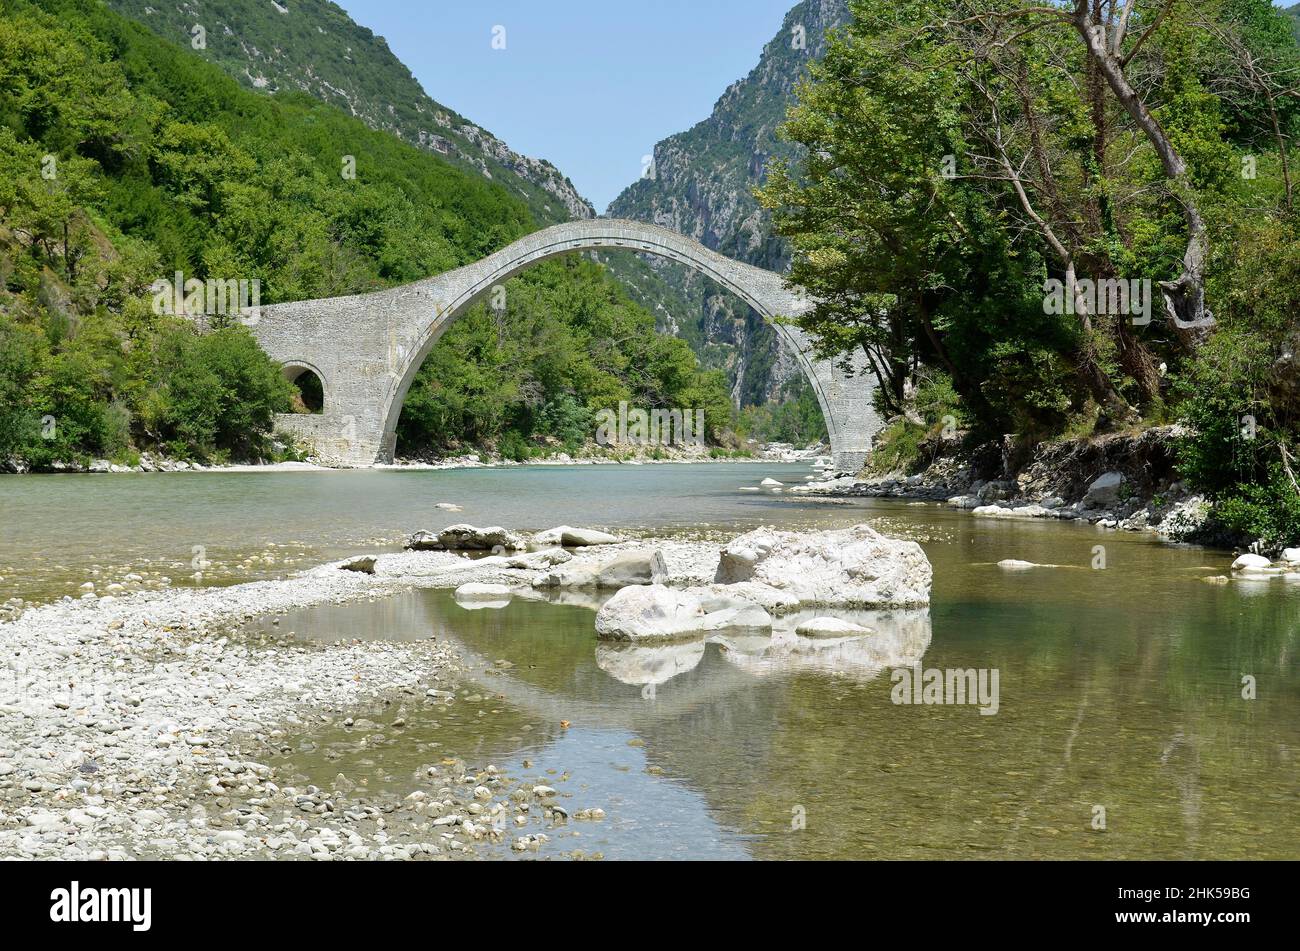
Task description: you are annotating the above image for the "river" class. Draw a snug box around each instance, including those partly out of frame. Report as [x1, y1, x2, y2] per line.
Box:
[2, 462, 1297, 858]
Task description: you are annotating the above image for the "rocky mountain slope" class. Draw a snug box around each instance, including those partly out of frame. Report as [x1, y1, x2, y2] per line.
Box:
[106, 0, 593, 224]
[606, 0, 849, 406]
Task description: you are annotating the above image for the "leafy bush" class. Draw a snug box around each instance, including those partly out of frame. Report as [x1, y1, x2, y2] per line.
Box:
[497, 430, 532, 463]
[1210, 470, 1300, 550]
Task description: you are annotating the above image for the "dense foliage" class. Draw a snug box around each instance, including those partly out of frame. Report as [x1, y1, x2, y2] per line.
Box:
[759, 0, 1300, 546]
[398, 255, 734, 457]
[0, 0, 736, 467]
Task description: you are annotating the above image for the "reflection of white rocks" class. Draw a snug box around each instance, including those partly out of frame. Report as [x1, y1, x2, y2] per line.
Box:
[717, 608, 931, 681]
[454, 583, 515, 601]
[406, 525, 526, 552]
[535, 550, 668, 590]
[594, 585, 772, 641]
[514, 587, 611, 612]
[594, 641, 705, 686]
[530, 526, 620, 549]
[715, 524, 931, 608]
[795, 617, 873, 638]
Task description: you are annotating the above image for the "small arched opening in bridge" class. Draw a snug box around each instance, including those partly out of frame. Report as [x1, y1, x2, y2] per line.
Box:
[283, 363, 325, 415]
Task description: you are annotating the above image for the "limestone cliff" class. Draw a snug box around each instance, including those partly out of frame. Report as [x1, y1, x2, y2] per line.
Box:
[606, 0, 850, 406]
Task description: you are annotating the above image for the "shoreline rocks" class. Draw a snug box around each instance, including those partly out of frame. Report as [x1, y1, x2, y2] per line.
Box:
[534, 550, 669, 590]
[406, 524, 526, 552]
[795, 426, 1224, 548]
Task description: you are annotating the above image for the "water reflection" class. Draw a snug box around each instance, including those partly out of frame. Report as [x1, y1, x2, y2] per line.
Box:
[248, 512, 1299, 860]
[717, 608, 932, 681]
[595, 641, 706, 686]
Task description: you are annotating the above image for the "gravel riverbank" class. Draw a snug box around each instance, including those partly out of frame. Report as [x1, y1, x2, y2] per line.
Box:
[0, 534, 743, 861]
[0, 545, 664, 860]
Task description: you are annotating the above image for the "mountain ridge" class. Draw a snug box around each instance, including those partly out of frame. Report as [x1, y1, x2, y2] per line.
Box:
[105, 0, 595, 224]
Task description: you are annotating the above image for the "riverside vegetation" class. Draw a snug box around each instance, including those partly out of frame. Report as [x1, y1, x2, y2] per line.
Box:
[757, 0, 1300, 551]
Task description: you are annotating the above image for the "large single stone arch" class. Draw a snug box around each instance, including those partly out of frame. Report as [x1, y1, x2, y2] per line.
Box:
[250, 220, 881, 469]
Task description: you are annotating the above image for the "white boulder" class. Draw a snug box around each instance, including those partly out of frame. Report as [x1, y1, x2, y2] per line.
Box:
[454, 583, 515, 601]
[594, 585, 773, 641]
[795, 617, 873, 638]
[530, 526, 621, 549]
[406, 525, 525, 552]
[997, 559, 1041, 571]
[505, 548, 572, 570]
[339, 556, 377, 575]
[714, 524, 931, 608]
[1231, 553, 1273, 572]
[535, 550, 668, 590]
[595, 586, 708, 641]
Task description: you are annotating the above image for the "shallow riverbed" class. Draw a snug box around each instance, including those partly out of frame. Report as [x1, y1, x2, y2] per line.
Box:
[3, 462, 1297, 859]
[242, 478, 1297, 859]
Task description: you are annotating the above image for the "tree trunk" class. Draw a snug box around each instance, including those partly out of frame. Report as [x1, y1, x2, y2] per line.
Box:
[1072, 3, 1212, 338]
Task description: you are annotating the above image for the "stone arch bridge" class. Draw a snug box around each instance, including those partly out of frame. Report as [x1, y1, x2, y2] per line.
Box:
[251, 219, 880, 470]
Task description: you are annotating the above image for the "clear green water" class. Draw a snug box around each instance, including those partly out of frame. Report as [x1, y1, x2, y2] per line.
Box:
[254, 491, 1297, 860]
[4, 464, 1297, 858]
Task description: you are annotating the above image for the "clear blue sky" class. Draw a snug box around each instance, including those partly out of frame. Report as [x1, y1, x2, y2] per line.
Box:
[336, 0, 797, 212]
